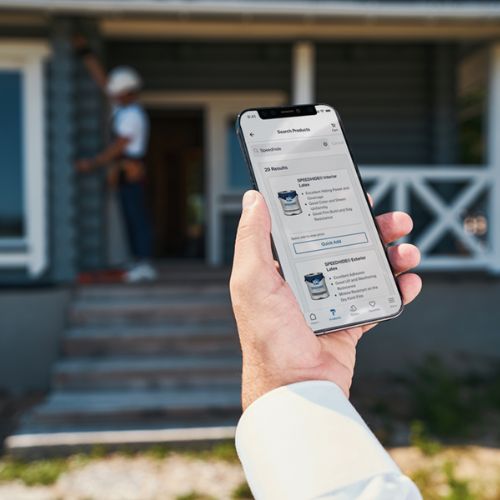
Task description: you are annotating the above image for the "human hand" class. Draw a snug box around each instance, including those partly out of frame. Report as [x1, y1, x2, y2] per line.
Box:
[75, 158, 95, 173]
[230, 190, 422, 410]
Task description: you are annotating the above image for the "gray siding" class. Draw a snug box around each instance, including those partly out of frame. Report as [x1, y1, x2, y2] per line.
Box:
[74, 20, 107, 271]
[106, 41, 292, 92]
[48, 18, 77, 282]
[317, 43, 435, 165]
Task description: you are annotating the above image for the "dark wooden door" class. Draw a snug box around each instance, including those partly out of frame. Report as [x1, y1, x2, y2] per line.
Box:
[145, 109, 204, 259]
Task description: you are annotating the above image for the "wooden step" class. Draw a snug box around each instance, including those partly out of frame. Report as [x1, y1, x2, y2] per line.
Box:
[52, 356, 242, 390]
[69, 296, 234, 326]
[63, 323, 238, 357]
[22, 388, 242, 427]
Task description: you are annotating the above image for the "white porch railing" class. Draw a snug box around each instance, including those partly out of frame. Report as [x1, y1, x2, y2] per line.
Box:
[361, 166, 494, 271]
[219, 166, 498, 272]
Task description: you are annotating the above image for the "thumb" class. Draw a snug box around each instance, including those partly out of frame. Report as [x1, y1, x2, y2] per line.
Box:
[232, 190, 275, 273]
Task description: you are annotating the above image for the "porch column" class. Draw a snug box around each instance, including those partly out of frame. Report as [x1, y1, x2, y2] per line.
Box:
[487, 42, 500, 274]
[49, 18, 77, 282]
[292, 41, 315, 104]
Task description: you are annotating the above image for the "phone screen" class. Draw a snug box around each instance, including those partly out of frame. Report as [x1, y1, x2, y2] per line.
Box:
[237, 104, 403, 334]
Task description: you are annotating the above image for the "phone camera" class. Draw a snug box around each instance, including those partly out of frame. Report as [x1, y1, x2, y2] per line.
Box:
[296, 108, 301, 113]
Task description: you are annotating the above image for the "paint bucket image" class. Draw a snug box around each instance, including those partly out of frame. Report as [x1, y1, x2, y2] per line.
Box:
[304, 272, 330, 300]
[277, 190, 302, 216]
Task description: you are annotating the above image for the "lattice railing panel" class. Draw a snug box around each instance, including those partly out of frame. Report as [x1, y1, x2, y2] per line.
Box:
[361, 167, 493, 270]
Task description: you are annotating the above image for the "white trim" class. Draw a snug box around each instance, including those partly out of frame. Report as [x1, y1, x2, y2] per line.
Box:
[0, 40, 49, 276]
[141, 91, 286, 265]
[487, 43, 500, 274]
[292, 41, 315, 105]
[3, 0, 500, 20]
[6, 425, 236, 453]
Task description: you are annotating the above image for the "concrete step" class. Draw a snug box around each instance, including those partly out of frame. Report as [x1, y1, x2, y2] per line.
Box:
[6, 425, 237, 459]
[52, 356, 242, 390]
[63, 323, 238, 357]
[155, 266, 230, 284]
[22, 388, 242, 427]
[75, 283, 230, 301]
[69, 296, 234, 326]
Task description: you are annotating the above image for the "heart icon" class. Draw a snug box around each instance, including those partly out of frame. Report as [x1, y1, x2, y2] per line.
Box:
[369, 301, 376, 307]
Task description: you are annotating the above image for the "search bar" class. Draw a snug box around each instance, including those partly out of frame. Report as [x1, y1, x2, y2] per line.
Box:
[251, 138, 331, 156]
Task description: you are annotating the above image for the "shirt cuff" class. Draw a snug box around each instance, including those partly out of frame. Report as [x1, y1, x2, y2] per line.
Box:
[235, 380, 409, 500]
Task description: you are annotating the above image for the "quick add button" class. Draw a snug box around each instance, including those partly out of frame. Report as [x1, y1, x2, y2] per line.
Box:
[293, 232, 368, 255]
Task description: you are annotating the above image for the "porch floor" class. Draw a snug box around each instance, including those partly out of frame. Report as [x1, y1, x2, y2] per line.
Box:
[6, 262, 241, 457]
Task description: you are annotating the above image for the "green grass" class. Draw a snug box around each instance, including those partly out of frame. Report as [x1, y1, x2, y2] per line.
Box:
[144, 444, 170, 460]
[0, 440, 239, 488]
[231, 481, 253, 499]
[175, 492, 216, 500]
[0, 457, 69, 486]
[407, 356, 496, 439]
[411, 356, 475, 437]
[410, 420, 442, 456]
[443, 461, 475, 500]
[183, 441, 239, 463]
[412, 459, 478, 500]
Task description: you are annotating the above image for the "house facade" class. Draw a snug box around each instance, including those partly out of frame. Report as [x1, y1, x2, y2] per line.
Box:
[1, 1, 500, 391]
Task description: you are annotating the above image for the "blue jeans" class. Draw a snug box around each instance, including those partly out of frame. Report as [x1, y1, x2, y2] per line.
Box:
[118, 181, 153, 260]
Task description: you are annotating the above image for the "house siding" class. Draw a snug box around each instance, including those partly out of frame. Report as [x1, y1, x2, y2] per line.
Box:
[74, 20, 107, 272]
[316, 43, 433, 165]
[48, 18, 77, 282]
[106, 41, 292, 92]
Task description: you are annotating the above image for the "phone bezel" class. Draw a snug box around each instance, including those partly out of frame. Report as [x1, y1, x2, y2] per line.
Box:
[236, 104, 405, 335]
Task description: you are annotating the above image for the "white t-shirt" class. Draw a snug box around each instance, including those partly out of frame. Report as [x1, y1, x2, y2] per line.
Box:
[112, 103, 150, 158]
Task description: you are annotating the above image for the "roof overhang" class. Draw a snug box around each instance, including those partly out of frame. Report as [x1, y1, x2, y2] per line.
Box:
[2, 0, 500, 21]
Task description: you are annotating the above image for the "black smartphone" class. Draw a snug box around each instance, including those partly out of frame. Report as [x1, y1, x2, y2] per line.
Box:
[236, 104, 403, 335]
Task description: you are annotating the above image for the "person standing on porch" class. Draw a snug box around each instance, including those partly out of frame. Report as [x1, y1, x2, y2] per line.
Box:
[73, 35, 157, 283]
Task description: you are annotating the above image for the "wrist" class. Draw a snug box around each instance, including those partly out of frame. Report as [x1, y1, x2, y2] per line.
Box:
[241, 348, 353, 410]
[241, 360, 321, 410]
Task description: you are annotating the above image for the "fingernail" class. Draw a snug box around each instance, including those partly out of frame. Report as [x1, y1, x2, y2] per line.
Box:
[242, 190, 257, 209]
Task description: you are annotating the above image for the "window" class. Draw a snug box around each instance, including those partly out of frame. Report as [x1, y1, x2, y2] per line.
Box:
[0, 42, 49, 275]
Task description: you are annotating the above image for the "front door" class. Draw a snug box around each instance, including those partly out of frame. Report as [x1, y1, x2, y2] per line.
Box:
[146, 109, 205, 259]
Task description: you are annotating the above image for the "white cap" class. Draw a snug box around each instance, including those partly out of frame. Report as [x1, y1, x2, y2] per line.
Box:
[107, 66, 142, 97]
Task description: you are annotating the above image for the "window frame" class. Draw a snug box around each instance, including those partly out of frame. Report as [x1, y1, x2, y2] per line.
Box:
[0, 41, 49, 276]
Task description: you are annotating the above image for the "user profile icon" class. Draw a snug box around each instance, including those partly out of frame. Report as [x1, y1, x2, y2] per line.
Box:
[277, 190, 302, 216]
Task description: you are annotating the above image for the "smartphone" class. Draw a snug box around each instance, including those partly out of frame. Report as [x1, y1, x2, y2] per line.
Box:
[236, 104, 403, 335]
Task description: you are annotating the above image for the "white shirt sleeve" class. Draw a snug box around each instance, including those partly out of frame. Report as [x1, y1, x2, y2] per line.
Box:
[235, 381, 422, 500]
[114, 107, 142, 139]
[113, 106, 149, 157]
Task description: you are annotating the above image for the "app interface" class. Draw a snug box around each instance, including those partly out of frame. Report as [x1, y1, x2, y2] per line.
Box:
[239, 105, 402, 333]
